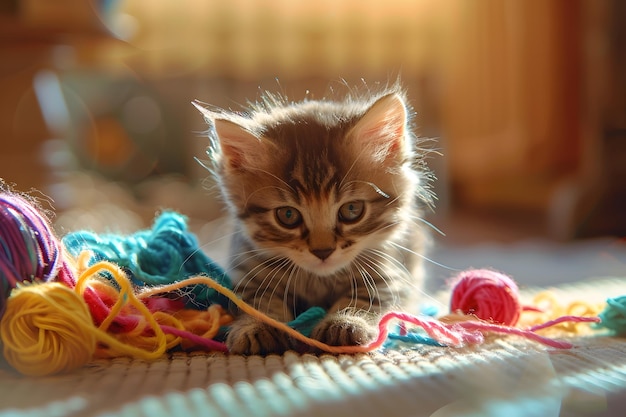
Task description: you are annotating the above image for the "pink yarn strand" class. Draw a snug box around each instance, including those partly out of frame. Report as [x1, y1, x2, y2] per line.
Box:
[367, 312, 483, 350]
[528, 315, 601, 332]
[454, 321, 575, 349]
[522, 305, 544, 313]
[363, 311, 600, 351]
[159, 325, 228, 352]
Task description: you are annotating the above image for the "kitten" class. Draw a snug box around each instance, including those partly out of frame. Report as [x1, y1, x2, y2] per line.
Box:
[194, 85, 433, 355]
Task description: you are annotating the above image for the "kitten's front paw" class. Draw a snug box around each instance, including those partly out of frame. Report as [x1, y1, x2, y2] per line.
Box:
[311, 313, 377, 347]
[226, 316, 292, 355]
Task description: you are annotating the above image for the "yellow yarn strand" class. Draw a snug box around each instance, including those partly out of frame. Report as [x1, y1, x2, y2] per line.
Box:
[139, 276, 372, 354]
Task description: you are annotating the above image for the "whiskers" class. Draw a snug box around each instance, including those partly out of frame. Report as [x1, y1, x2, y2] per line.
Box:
[386, 240, 459, 273]
[407, 214, 446, 237]
[351, 256, 383, 311]
[229, 246, 303, 318]
[358, 247, 448, 310]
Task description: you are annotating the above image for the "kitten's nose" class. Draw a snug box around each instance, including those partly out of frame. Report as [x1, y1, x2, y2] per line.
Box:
[310, 248, 335, 261]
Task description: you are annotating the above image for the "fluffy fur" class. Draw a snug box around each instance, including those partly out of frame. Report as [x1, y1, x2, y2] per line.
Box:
[195, 85, 434, 354]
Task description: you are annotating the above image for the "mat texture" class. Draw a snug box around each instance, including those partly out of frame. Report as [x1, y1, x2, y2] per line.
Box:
[1, 278, 625, 417]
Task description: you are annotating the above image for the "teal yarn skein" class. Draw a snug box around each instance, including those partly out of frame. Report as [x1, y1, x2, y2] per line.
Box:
[62, 212, 231, 309]
[597, 295, 626, 334]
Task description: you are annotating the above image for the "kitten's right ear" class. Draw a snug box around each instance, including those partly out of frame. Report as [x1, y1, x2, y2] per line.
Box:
[192, 101, 261, 171]
[212, 119, 261, 170]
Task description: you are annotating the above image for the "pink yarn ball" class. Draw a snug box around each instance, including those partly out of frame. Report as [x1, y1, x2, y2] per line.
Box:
[450, 269, 522, 325]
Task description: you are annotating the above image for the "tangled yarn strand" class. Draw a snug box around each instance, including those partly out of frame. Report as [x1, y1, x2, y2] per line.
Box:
[144, 276, 578, 353]
[1, 258, 175, 376]
[143, 275, 599, 352]
[74, 260, 169, 359]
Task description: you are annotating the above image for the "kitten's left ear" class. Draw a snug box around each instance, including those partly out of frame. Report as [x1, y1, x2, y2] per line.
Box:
[349, 93, 409, 163]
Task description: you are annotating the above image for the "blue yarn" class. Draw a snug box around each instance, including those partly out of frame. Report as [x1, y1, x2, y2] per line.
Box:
[287, 307, 326, 337]
[386, 332, 444, 347]
[382, 322, 444, 350]
[597, 295, 626, 334]
[62, 211, 231, 309]
[419, 304, 440, 317]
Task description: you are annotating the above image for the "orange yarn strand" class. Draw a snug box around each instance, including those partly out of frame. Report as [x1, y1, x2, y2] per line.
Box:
[139, 275, 375, 354]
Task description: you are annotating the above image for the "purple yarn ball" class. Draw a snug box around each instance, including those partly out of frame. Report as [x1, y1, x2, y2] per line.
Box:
[0, 192, 65, 318]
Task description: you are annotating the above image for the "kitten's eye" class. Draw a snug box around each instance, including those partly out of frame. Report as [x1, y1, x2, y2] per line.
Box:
[275, 207, 302, 228]
[338, 201, 365, 223]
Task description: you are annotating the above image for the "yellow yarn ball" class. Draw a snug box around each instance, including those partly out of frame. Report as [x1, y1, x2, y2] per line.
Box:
[0, 282, 97, 376]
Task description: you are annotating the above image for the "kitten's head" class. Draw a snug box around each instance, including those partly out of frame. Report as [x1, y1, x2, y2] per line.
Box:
[196, 87, 431, 277]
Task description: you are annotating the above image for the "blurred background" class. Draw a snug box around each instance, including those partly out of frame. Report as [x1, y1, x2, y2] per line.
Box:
[0, 0, 625, 288]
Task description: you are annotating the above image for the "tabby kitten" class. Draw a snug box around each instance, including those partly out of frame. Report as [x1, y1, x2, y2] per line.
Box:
[194, 86, 433, 355]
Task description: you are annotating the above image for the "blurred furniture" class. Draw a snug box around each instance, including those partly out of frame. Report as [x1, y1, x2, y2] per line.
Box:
[437, 0, 625, 239]
[2, 0, 625, 238]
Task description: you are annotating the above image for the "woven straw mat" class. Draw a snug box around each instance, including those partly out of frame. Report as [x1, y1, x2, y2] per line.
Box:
[1, 278, 625, 417]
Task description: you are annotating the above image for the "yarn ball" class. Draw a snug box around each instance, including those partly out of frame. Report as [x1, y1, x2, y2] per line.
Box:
[597, 295, 626, 334]
[1, 282, 96, 376]
[450, 269, 522, 325]
[0, 192, 73, 319]
[62, 211, 231, 309]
